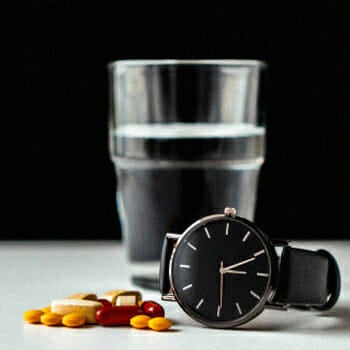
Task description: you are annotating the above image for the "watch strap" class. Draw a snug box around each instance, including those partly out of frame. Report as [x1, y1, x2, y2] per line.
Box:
[159, 233, 179, 295]
[272, 246, 341, 310]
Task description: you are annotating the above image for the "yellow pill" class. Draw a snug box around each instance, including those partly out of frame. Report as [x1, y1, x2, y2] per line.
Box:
[23, 310, 44, 324]
[130, 315, 151, 329]
[41, 306, 51, 313]
[148, 317, 172, 331]
[40, 312, 62, 326]
[62, 312, 86, 328]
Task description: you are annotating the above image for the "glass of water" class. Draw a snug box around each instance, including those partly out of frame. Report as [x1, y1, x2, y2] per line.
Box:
[108, 60, 267, 262]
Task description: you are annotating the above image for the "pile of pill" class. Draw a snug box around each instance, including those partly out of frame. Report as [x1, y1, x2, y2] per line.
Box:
[23, 290, 172, 331]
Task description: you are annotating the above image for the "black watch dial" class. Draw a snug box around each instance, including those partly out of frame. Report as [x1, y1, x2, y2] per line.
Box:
[170, 216, 274, 328]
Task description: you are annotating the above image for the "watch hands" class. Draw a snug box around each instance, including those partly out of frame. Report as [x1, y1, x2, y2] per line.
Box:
[222, 270, 247, 275]
[219, 261, 224, 313]
[222, 256, 255, 273]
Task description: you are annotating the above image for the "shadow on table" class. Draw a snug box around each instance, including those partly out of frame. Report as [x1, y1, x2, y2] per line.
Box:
[236, 305, 350, 333]
[317, 305, 350, 331]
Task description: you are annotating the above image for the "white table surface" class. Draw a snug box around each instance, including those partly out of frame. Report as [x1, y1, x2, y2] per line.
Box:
[0, 240, 349, 350]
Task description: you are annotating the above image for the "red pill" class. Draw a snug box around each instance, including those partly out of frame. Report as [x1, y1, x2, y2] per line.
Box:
[141, 300, 165, 318]
[97, 299, 112, 307]
[96, 306, 143, 326]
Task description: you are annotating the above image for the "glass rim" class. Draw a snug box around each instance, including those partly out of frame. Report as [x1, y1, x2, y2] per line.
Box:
[108, 59, 266, 69]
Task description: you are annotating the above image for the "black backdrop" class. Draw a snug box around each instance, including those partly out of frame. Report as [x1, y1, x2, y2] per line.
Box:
[1, 2, 349, 240]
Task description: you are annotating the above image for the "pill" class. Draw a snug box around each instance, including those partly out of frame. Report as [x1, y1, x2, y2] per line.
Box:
[130, 315, 151, 329]
[141, 300, 165, 318]
[51, 299, 102, 324]
[23, 310, 44, 324]
[41, 306, 51, 313]
[97, 298, 112, 307]
[101, 290, 142, 305]
[148, 317, 172, 331]
[100, 289, 125, 304]
[67, 293, 98, 301]
[96, 306, 143, 326]
[40, 312, 62, 326]
[116, 295, 137, 306]
[62, 312, 86, 328]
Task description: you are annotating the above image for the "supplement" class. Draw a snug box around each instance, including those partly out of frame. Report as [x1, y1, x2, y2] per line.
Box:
[97, 299, 112, 307]
[101, 290, 142, 306]
[62, 312, 86, 328]
[51, 299, 102, 324]
[130, 315, 151, 329]
[148, 317, 172, 331]
[22, 289, 172, 331]
[116, 295, 137, 306]
[41, 306, 51, 313]
[40, 312, 62, 326]
[141, 301, 165, 318]
[23, 310, 44, 324]
[96, 306, 143, 326]
[67, 293, 97, 301]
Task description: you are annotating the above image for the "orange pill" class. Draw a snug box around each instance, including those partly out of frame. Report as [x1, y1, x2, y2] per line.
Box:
[41, 306, 51, 313]
[148, 317, 172, 331]
[130, 315, 151, 329]
[62, 312, 86, 328]
[40, 312, 62, 326]
[23, 310, 44, 324]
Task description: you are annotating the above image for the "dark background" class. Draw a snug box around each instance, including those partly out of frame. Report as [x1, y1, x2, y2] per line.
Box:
[1, 2, 349, 240]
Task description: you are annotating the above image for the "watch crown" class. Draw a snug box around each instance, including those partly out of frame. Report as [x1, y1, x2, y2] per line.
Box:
[224, 207, 237, 217]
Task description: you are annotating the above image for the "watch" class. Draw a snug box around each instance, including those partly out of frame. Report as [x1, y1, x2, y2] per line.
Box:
[159, 207, 341, 328]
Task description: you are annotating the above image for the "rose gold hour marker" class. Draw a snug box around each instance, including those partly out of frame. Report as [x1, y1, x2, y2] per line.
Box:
[250, 290, 261, 300]
[217, 305, 221, 317]
[256, 272, 269, 277]
[235, 302, 242, 315]
[182, 284, 193, 291]
[254, 249, 265, 257]
[225, 223, 229, 236]
[180, 264, 191, 269]
[242, 231, 251, 242]
[195, 298, 204, 310]
[204, 227, 211, 239]
[187, 242, 197, 251]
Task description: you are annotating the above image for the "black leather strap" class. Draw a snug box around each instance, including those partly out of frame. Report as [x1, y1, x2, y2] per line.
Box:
[272, 246, 341, 310]
[159, 234, 179, 295]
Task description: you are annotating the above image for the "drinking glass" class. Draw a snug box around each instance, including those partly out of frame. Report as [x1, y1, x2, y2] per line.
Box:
[108, 59, 267, 262]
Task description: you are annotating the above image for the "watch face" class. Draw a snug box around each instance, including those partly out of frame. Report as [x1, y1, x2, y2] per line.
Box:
[170, 215, 275, 328]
